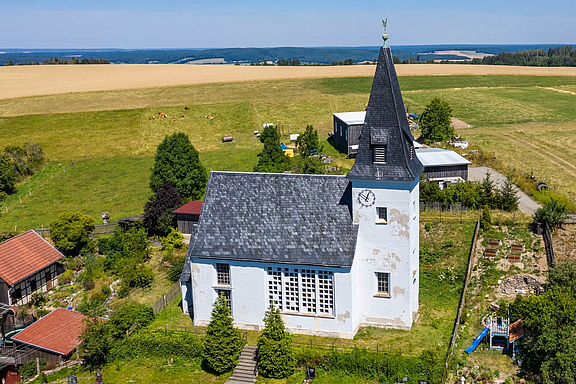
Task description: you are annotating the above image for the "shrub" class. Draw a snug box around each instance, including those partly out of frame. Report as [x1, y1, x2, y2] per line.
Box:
[257, 307, 296, 378]
[58, 269, 75, 285]
[144, 181, 182, 237]
[50, 212, 95, 256]
[118, 260, 154, 289]
[162, 228, 184, 251]
[533, 198, 569, 229]
[76, 295, 106, 317]
[110, 330, 202, 361]
[109, 301, 155, 339]
[0, 153, 16, 200]
[480, 205, 492, 230]
[202, 294, 244, 374]
[18, 358, 46, 380]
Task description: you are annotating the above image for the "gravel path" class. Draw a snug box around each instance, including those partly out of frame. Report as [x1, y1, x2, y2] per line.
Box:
[469, 166, 541, 216]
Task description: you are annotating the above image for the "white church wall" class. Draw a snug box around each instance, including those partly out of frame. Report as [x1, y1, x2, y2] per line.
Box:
[350, 178, 419, 330]
[190, 258, 357, 338]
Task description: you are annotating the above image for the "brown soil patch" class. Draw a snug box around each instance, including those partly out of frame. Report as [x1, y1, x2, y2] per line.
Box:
[451, 117, 471, 129]
[2, 64, 576, 100]
[553, 224, 576, 262]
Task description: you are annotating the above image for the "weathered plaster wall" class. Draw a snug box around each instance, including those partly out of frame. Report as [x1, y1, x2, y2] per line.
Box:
[350, 178, 419, 330]
[189, 259, 357, 338]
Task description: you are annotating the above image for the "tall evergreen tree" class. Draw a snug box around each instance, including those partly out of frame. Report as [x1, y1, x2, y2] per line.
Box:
[149, 133, 208, 201]
[257, 307, 296, 378]
[498, 178, 519, 211]
[420, 98, 454, 143]
[480, 171, 496, 208]
[202, 294, 243, 374]
[253, 125, 291, 173]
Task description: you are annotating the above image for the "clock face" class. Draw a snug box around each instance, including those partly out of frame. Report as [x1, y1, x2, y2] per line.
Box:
[358, 189, 376, 207]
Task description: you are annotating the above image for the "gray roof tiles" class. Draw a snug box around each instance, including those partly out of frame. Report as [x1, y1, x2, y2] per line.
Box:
[348, 47, 424, 181]
[188, 172, 358, 267]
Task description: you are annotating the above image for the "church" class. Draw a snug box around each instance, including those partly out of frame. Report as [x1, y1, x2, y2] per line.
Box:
[180, 45, 424, 338]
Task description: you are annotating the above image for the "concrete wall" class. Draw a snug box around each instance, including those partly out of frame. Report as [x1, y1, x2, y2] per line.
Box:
[189, 259, 357, 338]
[349, 177, 419, 330]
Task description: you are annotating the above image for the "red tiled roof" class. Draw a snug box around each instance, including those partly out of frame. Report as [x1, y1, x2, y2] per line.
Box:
[11, 308, 96, 355]
[0, 230, 64, 286]
[173, 201, 203, 215]
[509, 319, 524, 343]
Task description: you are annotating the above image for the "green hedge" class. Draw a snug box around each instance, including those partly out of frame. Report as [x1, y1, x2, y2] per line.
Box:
[111, 330, 202, 360]
[295, 347, 444, 383]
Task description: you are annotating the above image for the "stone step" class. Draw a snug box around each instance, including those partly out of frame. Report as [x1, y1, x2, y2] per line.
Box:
[227, 379, 255, 384]
[229, 374, 256, 383]
[236, 361, 256, 368]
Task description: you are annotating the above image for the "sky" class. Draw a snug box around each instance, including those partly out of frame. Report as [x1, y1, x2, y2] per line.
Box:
[1, 0, 575, 49]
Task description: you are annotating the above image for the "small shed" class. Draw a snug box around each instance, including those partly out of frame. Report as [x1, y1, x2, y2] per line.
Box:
[416, 147, 471, 187]
[173, 201, 203, 235]
[11, 308, 104, 364]
[332, 111, 366, 156]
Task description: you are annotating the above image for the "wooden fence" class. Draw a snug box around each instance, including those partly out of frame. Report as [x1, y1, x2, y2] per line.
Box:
[151, 282, 182, 315]
[420, 202, 468, 213]
[442, 217, 481, 382]
[542, 222, 556, 268]
[35, 222, 118, 238]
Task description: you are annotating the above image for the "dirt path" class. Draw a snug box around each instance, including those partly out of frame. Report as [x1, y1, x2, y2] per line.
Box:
[499, 133, 576, 178]
[469, 166, 541, 215]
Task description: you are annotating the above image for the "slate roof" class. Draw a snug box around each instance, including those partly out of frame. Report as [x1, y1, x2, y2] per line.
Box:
[348, 47, 424, 181]
[11, 308, 100, 356]
[179, 259, 191, 282]
[0, 230, 64, 286]
[189, 172, 357, 267]
[174, 201, 203, 215]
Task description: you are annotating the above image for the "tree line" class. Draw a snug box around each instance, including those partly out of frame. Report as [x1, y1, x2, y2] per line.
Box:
[4, 57, 111, 66]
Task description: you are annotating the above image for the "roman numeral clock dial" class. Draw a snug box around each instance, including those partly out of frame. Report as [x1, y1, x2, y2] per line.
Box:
[358, 189, 376, 207]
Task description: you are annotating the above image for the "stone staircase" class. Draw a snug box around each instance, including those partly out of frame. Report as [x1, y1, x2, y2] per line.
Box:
[227, 345, 258, 384]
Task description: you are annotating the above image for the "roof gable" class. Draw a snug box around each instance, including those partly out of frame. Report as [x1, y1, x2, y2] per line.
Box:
[189, 172, 358, 267]
[348, 47, 424, 181]
[0, 230, 64, 286]
[11, 308, 94, 355]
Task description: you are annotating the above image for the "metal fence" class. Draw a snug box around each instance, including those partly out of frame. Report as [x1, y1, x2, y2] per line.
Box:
[151, 282, 182, 315]
[34, 222, 118, 238]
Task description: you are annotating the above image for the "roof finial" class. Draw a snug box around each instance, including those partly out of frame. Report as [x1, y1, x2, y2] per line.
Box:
[381, 19, 388, 48]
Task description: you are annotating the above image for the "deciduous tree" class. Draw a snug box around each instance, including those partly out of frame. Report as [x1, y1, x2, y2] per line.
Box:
[254, 125, 291, 173]
[533, 198, 569, 229]
[420, 98, 454, 143]
[50, 212, 95, 256]
[143, 180, 182, 236]
[0, 153, 15, 201]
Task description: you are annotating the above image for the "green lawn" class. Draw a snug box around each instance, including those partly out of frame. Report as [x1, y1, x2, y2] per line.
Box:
[2, 74, 576, 231]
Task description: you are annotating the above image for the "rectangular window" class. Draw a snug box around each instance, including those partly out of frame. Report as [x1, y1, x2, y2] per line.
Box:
[268, 268, 333, 316]
[339, 125, 342, 136]
[267, 267, 283, 310]
[334, 121, 337, 133]
[216, 263, 230, 285]
[377, 207, 388, 224]
[376, 272, 390, 296]
[345, 129, 348, 140]
[373, 145, 387, 163]
[216, 289, 232, 312]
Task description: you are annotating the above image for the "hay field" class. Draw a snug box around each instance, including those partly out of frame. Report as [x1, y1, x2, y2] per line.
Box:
[1, 72, 576, 230]
[3, 63, 576, 100]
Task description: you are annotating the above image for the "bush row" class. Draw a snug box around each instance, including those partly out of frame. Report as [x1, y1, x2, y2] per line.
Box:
[110, 330, 203, 361]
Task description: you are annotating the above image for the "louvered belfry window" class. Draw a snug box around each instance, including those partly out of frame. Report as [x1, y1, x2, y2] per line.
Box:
[373, 145, 387, 163]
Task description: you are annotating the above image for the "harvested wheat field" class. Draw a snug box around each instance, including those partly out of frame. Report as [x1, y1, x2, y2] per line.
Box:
[3, 63, 576, 100]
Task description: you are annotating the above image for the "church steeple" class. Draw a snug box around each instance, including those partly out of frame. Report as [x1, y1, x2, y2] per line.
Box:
[347, 47, 423, 181]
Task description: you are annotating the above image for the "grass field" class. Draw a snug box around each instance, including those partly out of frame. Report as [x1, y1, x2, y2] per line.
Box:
[1, 72, 576, 231]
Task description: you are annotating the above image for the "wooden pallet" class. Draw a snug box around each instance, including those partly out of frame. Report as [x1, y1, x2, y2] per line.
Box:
[507, 250, 522, 262]
[511, 242, 525, 253]
[487, 238, 501, 248]
[484, 248, 498, 259]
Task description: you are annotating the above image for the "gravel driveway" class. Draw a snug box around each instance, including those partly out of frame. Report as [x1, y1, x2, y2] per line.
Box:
[469, 166, 541, 216]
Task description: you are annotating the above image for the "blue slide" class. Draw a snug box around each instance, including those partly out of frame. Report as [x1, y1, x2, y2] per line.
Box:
[465, 327, 489, 355]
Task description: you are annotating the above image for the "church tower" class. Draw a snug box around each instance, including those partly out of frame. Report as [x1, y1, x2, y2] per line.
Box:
[348, 45, 424, 330]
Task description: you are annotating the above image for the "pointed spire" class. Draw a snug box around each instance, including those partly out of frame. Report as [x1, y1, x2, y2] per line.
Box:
[347, 47, 423, 182]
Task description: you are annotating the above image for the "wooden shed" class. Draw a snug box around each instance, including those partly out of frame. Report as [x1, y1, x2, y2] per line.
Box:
[332, 111, 366, 156]
[173, 201, 203, 235]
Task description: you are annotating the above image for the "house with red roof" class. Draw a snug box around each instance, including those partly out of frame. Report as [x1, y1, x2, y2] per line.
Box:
[11, 308, 99, 364]
[173, 201, 202, 236]
[0, 230, 64, 306]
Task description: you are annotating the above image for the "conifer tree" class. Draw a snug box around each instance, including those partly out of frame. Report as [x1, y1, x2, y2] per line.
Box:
[202, 294, 243, 374]
[498, 178, 519, 211]
[257, 307, 296, 378]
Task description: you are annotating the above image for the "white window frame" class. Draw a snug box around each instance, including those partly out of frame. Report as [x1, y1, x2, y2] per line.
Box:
[375, 272, 391, 298]
[215, 263, 231, 286]
[376, 207, 388, 224]
[215, 288, 233, 315]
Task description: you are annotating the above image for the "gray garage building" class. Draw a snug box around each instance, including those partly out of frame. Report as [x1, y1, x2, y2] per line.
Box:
[332, 111, 366, 156]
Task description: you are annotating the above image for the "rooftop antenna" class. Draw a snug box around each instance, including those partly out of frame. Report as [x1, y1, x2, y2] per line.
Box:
[381, 19, 388, 48]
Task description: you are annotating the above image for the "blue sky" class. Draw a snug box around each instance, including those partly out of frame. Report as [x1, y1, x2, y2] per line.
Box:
[1, 0, 575, 48]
